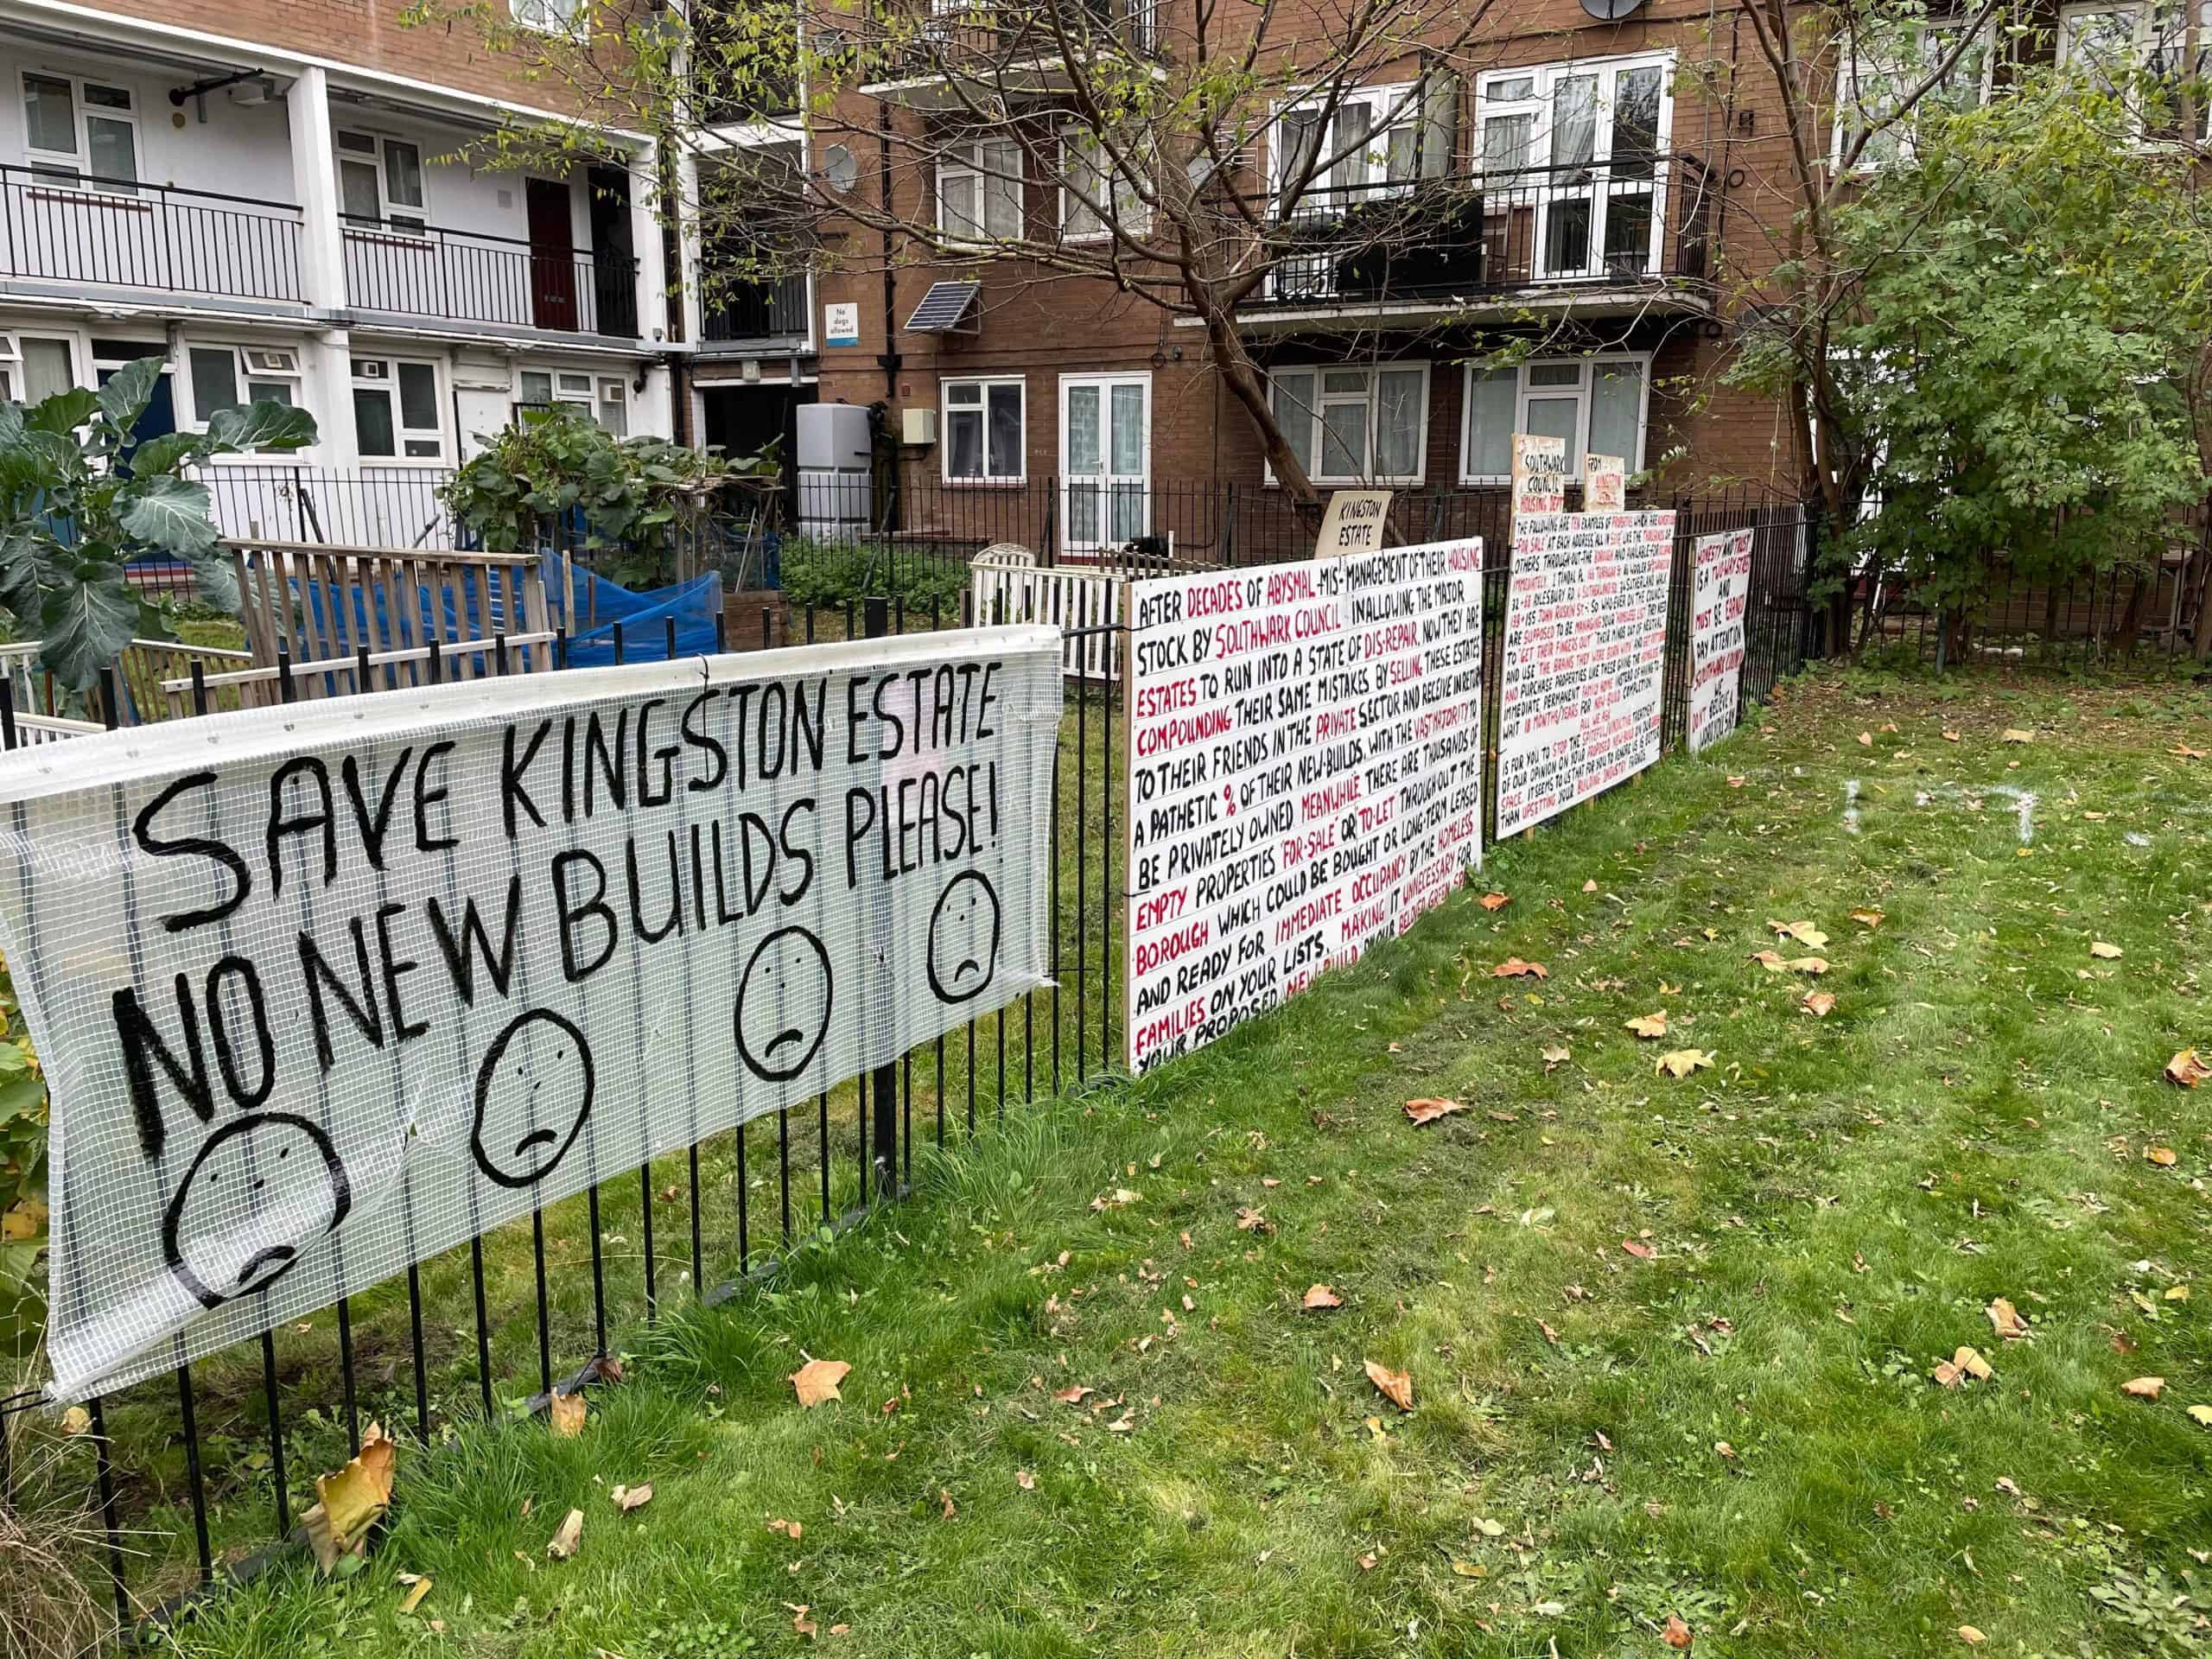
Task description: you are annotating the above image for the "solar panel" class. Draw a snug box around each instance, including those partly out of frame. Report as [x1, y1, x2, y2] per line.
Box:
[905, 280, 982, 333]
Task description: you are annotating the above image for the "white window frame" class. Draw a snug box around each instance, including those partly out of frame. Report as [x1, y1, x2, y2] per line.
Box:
[934, 137, 1023, 244]
[0, 328, 83, 404]
[2057, 2, 2210, 137]
[19, 70, 140, 194]
[519, 368, 633, 436]
[181, 342, 304, 432]
[351, 354, 446, 464]
[335, 130, 429, 234]
[1058, 370, 1153, 555]
[1268, 80, 1452, 216]
[1265, 361, 1431, 487]
[942, 374, 1027, 484]
[511, 0, 584, 35]
[1059, 128, 1151, 242]
[1458, 353, 1651, 486]
[1832, 19, 1997, 169]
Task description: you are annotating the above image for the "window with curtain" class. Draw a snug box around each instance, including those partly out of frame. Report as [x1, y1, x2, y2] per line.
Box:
[1266, 363, 1429, 485]
[1460, 357, 1649, 483]
[1062, 131, 1149, 238]
[1835, 20, 1993, 167]
[937, 139, 1023, 241]
[944, 378, 1025, 480]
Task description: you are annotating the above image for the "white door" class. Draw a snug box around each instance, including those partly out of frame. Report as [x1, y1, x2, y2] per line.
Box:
[1534, 58, 1669, 281]
[1059, 372, 1151, 557]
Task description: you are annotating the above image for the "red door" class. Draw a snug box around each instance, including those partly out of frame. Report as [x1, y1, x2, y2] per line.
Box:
[526, 178, 578, 332]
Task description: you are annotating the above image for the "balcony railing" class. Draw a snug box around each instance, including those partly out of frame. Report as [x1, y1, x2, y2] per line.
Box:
[702, 272, 810, 346]
[345, 217, 642, 339]
[858, 0, 1157, 83]
[0, 164, 305, 303]
[1264, 155, 1716, 308]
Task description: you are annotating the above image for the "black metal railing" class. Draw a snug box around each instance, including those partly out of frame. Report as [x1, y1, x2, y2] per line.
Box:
[1266, 154, 1717, 306]
[702, 272, 811, 344]
[0, 164, 305, 303]
[345, 217, 641, 338]
[858, 0, 1157, 80]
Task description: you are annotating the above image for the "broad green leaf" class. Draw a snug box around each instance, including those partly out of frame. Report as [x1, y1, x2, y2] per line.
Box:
[94, 358, 162, 432]
[116, 474, 219, 560]
[0, 401, 22, 448]
[37, 566, 142, 691]
[206, 399, 318, 454]
[0, 530, 51, 620]
[22, 387, 98, 439]
[128, 430, 203, 479]
[189, 550, 241, 613]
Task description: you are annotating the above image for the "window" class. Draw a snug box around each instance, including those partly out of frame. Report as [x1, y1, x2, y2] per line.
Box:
[2059, 3, 2210, 135]
[520, 369, 631, 435]
[511, 0, 583, 33]
[21, 73, 138, 194]
[353, 357, 443, 460]
[1472, 54, 1671, 276]
[1834, 18, 1993, 168]
[1062, 130, 1149, 240]
[943, 377, 1025, 481]
[1460, 356, 1648, 484]
[0, 334, 75, 404]
[1273, 79, 1455, 213]
[1267, 363, 1429, 485]
[187, 346, 301, 426]
[336, 131, 428, 233]
[936, 138, 1023, 242]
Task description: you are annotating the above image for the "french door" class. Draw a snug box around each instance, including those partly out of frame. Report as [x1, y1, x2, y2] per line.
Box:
[1476, 54, 1671, 284]
[1059, 372, 1151, 558]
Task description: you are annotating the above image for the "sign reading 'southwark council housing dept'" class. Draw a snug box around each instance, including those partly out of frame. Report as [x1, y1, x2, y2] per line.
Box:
[1122, 545, 1485, 1076]
[1, 628, 1063, 1402]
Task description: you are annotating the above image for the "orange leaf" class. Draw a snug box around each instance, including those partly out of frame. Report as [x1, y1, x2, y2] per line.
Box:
[1478, 892, 1510, 911]
[1303, 1284, 1344, 1310]
[1749, 950, 1789, 971]
[1621, 1237, 1656, 1260]
[1802, 991, 1836, 1018]
[1986, 1298, 2029, 1341]
[1363, 1359, 1414, 1411]
[1664, 1613, 1694, 1649]
[1404, 1097, 1469, 1126]
[2147, 1145, 2179, 1166]
[1052, 1384, 1094, 1404]
[1492, 957, 1548, 979]
[790, 1358, 852, 1408]
[1624, 1012, 1669, 1039]
[2123, 1376, 2166, 1399]
[1851, 909, 1884, 930]
[2166, 1049, 2210, 1088]
[548, 1388, 586, 1438]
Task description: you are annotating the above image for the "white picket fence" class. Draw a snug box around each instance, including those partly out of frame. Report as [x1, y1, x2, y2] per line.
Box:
[968, 547, 1127, 682]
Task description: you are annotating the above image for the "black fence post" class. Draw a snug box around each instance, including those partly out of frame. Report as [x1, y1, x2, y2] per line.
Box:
[863, 595, 899, 1199]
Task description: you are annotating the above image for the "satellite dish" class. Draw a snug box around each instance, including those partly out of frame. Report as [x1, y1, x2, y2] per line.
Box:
[819, 144, 859, 194]
[1580, 0, 1646, 20]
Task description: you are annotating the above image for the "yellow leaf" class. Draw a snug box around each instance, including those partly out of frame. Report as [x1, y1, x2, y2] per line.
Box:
[790, 1358, 852, 1408]
[1624, 1012, 1669, 1039]
[1942, 729, 1961, 742]
[546, 1508, 583, 1560]
[548, 1389, 586, 1438]
[2188, 1405, 2212, 1427]
[2001, 728, 2033, 744]
[1090, 1186, 1143, 1211]
[1850, 909, 1885, 930]
[2122, 1376, 2166, 1400]
[1655, 1049, 1714, 1079]
[1786, 957, 1828, 976]
[0, 1199, 47, 1242]
[397, 1575, 433, 1616]
[1748, 950, 1788, 971]
[1404, 1097, 1468, 1126]
[301, 1423, 397, 1574]
[2147, 1146, 2179, 1167]
[2165, 1284, 2190, 1302]
[2089, 941, 2123, 960]
[1960, 1628, 1986, 1646]
[1363, 1359, 1414, 1411]
[1303, 1284, 1343, 1310]
[1770, 919, 1829, 950]
[59, 1405, 90, 1437]
[1540, 1044, 1571, 1070]
[1986, 1298, 2029, 1341]
[2166, 1049, 2210, 1088]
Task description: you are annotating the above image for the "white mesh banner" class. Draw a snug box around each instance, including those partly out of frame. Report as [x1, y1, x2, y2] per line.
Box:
[0, 626, 1063, 1402]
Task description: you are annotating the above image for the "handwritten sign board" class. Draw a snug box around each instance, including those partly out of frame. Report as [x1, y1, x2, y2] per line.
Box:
[1511, 433, 1567, 521]
[1122, 544, 1484, 1076]
[1688, 528, 1755, 753]
[1314, 489, 1395, 557]
[1495, 511, 1675, 839]
[1, 628, 1063, 1402]
[1583, 454, 1625, 512]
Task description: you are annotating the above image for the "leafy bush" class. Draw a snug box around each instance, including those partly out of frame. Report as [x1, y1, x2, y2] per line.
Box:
[441, 405, 775, 589]
[0, 359, 315, 688]
[779, 538, 970, 615]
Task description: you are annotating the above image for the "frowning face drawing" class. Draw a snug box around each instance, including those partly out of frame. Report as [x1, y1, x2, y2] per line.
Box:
[162, 1112, 352, 1310]
[470, 1008, 597, 1189]
[926, 870, 1001, 1005]
[734, 925, 834, 1083]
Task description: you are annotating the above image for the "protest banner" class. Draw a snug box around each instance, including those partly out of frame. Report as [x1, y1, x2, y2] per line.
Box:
[1123, 543, 1484, 1076]
[1511, 433, 1567, 521]
[1495, 510, 1675, 838]
[1314, 490, 1395, 556]
[1583, 454, 1625, 512]
[1688, 528, 1755, 753]
[0, 628, 1063, 1401]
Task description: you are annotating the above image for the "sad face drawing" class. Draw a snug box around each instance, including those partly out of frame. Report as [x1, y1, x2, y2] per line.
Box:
[471, 1008, 598, 1190]
[927, 870, 1001, 1005]
[162, 1112, 353, 1310]
[734, 925, 834, 1084]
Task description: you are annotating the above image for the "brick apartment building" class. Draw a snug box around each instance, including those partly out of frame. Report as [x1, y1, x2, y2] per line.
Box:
[0, 0, 677, 543]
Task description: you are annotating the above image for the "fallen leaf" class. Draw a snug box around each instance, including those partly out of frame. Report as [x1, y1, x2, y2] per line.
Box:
[1363, 1359, 1414, 1412]
[1713, 1440, 1736, 1460]
[1986, 1299, 2029, 1341]
[2166, 1049, 2210, 1089]
[1052, 1384, 1094, 1404]
[1655, 1050, 1715, 1079]
[1748, 950, 1789, 971]
[1357, 1550, 1378, 1571]
[1851, 909, 1885, 930]
[1664, 1613, 1694, 1649]
[1802, 991, 1836, 1018]
[1303, 1284, 1343, 1310]
[1857, 731, 1872, 747]
[2147, 1146, 2179, 1167]
[1583, 879, 1599, 893]
[2123, 1376, 2166, 1400]
[302, 1422, 397, 1573]
[397, 1574, 433, 1616]
[2090, 941, 2123, 960]
[940, 1490, 957, 1519]
[1770, 919, 1829, 950]
[1786, 957, 1828, 976]
[1492, 957, 1548, 980]
[1942, 729, 1961, 742]
[1622, 1237, 1656, 1260]
[1540, 1044, 1571, 1071]
[548, 1388, 586, 1438]
[1090, 1187, 1143, 1211]
[2174, 743, 2207, 760]
[60, 1405, 90, 1437]
[1235, 1205, 1274, 1233]
[1104, 1413, 1135, 1433]
[1960, 1627, 1986, 1646]
[788, 1604, 817, 1639]
[2001, 728, 2033, 744]
[611, 1483, 653, 1514]
[1478, 892, 1510, 911]
[1404, 1097, 1470, 1126]
[791, 1358, 853, 1408]
[1934, 1346, 1993, 1388]
[766, 1517, 803, 1538]
[546, 1508, 583, 1561]
[1450, 1559, 1484, 1578]
[1625, 1012, 1669, 1039]
[1016, 1468, 1036, 1491]
[2189, 1405, 2212, 1427]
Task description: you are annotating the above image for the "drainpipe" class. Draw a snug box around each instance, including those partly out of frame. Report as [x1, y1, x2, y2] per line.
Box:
[876, 99, 902, 530]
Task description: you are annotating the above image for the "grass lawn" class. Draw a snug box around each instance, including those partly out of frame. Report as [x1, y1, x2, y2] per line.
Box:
[120, 664, 2212, 1656]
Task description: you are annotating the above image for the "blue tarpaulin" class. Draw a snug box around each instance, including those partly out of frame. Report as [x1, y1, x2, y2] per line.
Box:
[543, 552, 724, 666]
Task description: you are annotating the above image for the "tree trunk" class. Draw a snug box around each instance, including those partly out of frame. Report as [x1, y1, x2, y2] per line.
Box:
[1197, 301, 1325, 529]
